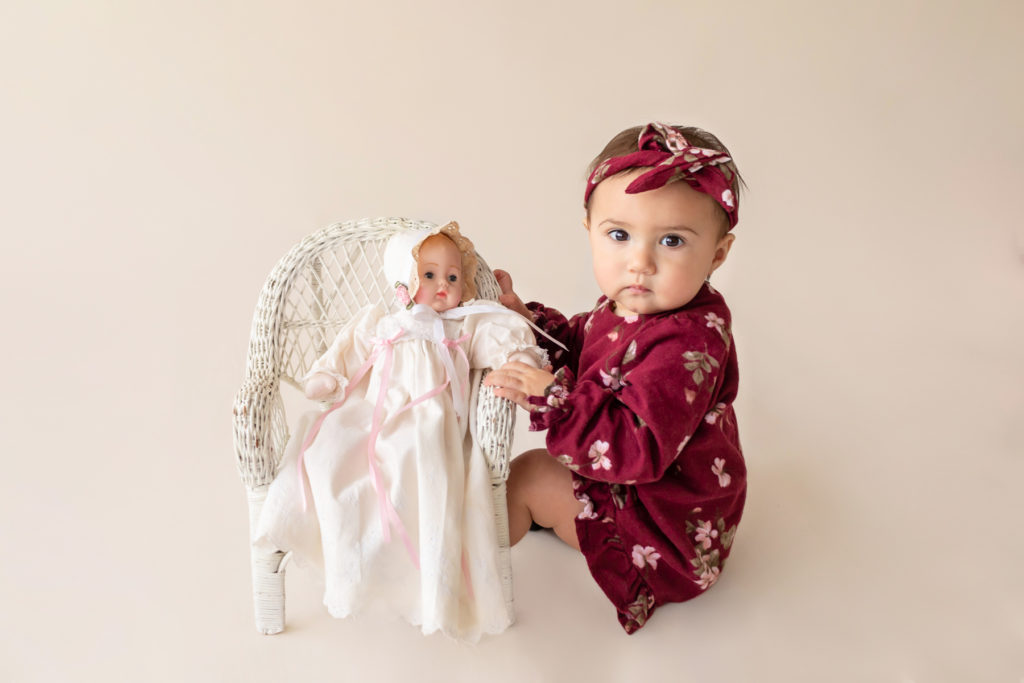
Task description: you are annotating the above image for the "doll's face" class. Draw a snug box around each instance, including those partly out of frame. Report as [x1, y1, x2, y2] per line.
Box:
[414, 234, 464, 312]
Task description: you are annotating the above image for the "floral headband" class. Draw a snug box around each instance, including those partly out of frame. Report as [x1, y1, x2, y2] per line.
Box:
[584, 122, 739, 229]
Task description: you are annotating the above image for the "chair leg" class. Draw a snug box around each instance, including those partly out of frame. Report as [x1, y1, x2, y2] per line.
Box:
[492, 480, 515, 624]
[251, 547, 287, 634]
[248, 486, 287, 634]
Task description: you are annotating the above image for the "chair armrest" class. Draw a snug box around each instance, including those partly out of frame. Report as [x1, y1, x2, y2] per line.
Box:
[475, 370, 516, 482]
[233, 376, 288, 490]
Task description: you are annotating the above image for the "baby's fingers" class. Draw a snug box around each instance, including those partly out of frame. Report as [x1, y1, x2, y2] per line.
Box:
[490, 385, 531, 409]
[484, 367, 523, 390]
[494, 269, 514, 295]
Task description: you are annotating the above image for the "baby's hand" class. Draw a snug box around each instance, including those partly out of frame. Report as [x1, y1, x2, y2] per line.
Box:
[483, 361, 555, 411]
[304, 373, 338, 399]
[494, 269, 532, 320]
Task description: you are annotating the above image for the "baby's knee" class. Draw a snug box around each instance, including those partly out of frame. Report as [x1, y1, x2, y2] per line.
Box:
[510, 448, 569, 489]
[510, 449, 550, 476]
[509, 449, 575, 501]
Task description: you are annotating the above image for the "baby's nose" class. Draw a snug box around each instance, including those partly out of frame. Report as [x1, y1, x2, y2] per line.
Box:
[629, 248, 655, 273]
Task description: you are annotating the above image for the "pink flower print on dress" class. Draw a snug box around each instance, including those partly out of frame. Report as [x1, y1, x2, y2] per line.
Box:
[623, 313, 639, 324]
[588, 440, 612, 470]
[712, 457, 731, 487]
[694, 520, 719, 549]
[599, 367, 624, 391]
[697, 566, 720, 590]
[631, 545, 661, 570]
[705, 312, 725, 334]
[546, 383, 569, 409]
[576, 493, 599, 520]
[704, 402, 727, 425]
[607, 329, 619, 342]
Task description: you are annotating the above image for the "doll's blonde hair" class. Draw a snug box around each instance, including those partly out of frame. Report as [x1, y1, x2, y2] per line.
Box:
[409, 221, 479, 302]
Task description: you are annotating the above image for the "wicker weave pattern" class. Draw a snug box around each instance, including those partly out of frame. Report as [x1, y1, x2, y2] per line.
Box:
[232, 217, 516, 633]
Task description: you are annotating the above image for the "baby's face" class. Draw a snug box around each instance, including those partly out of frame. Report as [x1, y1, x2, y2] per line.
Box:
[414, 234, 464, 313]
[586, 170, 734, 317]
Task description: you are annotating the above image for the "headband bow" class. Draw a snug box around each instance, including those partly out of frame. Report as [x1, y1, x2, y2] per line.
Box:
[584, 122, 739, 229]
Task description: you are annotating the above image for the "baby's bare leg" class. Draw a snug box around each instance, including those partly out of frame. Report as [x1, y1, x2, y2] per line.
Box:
[507, 449, 584, 550]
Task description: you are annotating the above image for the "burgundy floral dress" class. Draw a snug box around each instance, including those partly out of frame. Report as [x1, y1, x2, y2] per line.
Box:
[527, 282, 746, 634]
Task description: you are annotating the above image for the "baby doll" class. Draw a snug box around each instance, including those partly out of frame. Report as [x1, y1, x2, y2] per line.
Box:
[255, 221, 545, 642]
[485, 122, 747, 634]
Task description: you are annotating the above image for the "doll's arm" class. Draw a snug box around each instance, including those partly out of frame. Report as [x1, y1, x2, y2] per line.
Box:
[303, 372, 339, 399]
[507, 349, 542, 368]
[467, 311, 549, 372]
[301, 304, 385, 402]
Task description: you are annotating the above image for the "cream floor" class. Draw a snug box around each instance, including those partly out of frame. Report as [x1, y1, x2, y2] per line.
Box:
[3, 405, 1021, 682]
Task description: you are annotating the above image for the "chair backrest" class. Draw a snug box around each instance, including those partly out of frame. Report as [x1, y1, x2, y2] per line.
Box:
[234, 217, 503, 489]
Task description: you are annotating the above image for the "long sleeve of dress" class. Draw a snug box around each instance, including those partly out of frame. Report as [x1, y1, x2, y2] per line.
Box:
[529, 312, 731, 485]
[303, 304, 388, 402]
[525, 301, 593, 373]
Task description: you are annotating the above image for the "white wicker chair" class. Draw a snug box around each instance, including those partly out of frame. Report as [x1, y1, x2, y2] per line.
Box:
[232, 217, 517, 634]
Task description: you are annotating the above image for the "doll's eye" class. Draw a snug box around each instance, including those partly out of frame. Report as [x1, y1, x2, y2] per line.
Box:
[660, 234, 685, 247]
[423, 271, 434, 280]
[448, 274, 458, 283]
[608, 229, 629, 242]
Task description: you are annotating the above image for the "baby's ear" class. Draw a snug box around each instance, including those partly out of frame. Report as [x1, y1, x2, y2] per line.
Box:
[710, 233, 735, 273]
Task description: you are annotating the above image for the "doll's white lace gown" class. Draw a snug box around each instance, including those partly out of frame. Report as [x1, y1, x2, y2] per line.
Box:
[254, 301, 542, 642]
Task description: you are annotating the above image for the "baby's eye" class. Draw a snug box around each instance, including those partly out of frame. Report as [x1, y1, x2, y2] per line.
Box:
[608, 229, 629, 242]
[448, 274, 459, 283]
[660, 234, 685, 247]
[423, 271, 435, 280]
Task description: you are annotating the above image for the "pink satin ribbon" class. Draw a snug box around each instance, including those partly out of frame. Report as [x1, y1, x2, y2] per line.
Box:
[296, 327, 473, 571]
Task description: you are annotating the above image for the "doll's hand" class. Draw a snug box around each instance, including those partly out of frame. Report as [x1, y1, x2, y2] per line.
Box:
[483, 361, 555, 411]
[304, 373, 338, 399]
[494, 269, 532, 320]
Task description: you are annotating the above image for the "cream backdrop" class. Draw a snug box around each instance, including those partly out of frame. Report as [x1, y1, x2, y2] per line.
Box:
[1, 2, 1021, 682]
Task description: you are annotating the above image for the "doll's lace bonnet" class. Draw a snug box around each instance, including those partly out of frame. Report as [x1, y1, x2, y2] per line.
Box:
[383, 221, 478, 307]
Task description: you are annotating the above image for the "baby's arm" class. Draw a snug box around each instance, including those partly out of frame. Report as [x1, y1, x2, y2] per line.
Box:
[494, 269, 532, 320]
[495, 267, 589, 371]
[532, 318, 730, 484]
